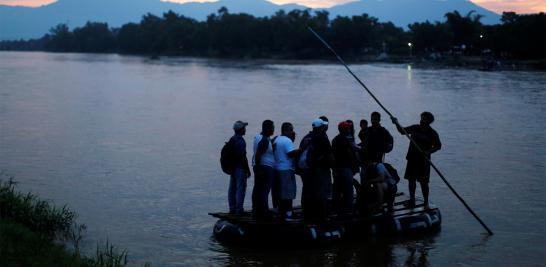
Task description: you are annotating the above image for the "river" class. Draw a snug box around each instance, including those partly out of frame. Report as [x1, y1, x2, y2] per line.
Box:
[1, 52, 545, 266]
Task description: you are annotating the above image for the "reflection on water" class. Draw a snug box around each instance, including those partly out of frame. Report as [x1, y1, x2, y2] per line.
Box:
[210, 232, 440, 266]
[0, 52, 545, 266]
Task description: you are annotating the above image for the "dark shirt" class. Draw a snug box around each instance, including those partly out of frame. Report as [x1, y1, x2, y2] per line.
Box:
[231, 134, 250, 172]
[309, 131, 333, 168]
[332, 133, 358, 169]
[404, 125, 441, 161]
[358, 128, 367, 144]
[299, 132, 313, 150]
[363, 125, 393, 162]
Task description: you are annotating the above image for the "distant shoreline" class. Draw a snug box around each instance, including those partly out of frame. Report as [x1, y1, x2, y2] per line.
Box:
[3, 50, 543, 71]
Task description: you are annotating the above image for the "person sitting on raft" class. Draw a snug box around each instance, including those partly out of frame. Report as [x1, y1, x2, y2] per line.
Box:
[361, 155, 398, 213]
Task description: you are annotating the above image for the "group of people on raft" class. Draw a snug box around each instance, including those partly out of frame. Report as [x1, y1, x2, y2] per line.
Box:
[224, 111, 441, 221]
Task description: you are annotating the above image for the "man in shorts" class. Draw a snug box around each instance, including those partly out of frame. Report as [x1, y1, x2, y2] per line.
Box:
[392, 112, 441, 208]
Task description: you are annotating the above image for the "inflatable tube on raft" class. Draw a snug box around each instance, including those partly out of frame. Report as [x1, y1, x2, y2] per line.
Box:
[212, 208, 441, 244]
[214, 220, 245, 241]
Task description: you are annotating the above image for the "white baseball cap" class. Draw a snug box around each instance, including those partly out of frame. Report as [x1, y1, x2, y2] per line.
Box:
[312, 118, 328, 128]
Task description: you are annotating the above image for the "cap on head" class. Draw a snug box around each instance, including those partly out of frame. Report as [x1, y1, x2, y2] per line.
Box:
[233, 120, 248, 130]
[312, 118, 328, 128]
[338, 121, 352, 132]
[319, 116, 329, 122]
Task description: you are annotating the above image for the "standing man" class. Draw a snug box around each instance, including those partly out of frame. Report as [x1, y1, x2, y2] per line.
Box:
[228, 120, 251, 214]
[358, 119, 368, 145]
[251, 120, 275, 219]
[363, 112, 393, 163]
[273, 122, 299, 219]
[332, 121, 358, 216]
[306, 118, 334, 220]
[319, 116, 330, 135]
[392, 112, 441, 208]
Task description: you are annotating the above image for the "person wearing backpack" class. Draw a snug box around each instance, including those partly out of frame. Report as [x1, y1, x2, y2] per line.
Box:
[304, 118, 333, 221]
[296, 126, 314, 218]
[273, 122, 299, 219]
[251, 120, 275, 219]
[226, 120, 251, 214]
[362, 112, 394, 163]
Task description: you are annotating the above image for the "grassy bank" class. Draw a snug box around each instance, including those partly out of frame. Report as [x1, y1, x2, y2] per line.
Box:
[0, 178, 134, 267]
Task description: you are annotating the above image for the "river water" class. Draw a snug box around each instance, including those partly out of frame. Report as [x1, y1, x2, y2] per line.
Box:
[1, 52, 545, 266]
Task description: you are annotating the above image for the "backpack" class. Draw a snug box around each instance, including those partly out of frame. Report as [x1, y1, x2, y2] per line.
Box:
[382, 163, 400, 184]
[296, 135, 313, 173]
[220, 138, 236, 175]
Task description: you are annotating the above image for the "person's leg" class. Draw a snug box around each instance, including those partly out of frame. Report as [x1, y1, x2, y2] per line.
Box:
[228, 174, 237, 213]
[386, 184, 397, 211]
[421, 182, 429, 208]
[286, 171, 296, 217]
[286, 199, 293, 217]
[234, 168, 247, 214]
[318, 168, 332, 218]
[251, 166, 262, 217]
[360, 165, 366, 184]
[300, 171, 308, 210]
[375, 182, 385, 207]
[341, 168, 354, 214]
[271, 170, 280, 210]
[279, 199, 293, 218]
[408, 179, 416, 207]
[300, 172, 307, 215]
[278, 200, 286, 217]
[332, 169, 342, 214]
[263, 166, 275, 213]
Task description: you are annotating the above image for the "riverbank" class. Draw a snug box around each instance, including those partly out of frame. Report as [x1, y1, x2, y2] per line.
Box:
[0, 178, 137, 267]
[91, 50, 546, 71]
[1, 49, 544, 71]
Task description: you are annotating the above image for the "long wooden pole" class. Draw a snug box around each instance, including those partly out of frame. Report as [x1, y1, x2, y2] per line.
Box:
[308, 27, 493, 235]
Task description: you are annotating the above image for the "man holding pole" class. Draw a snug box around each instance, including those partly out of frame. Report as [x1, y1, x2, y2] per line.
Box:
[392, 112, 441, 209]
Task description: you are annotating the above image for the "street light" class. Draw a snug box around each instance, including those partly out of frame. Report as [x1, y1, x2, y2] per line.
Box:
[408, 42, 413, 57]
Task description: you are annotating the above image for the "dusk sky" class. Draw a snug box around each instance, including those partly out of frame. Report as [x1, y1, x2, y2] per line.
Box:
[1, 0, 545, 14]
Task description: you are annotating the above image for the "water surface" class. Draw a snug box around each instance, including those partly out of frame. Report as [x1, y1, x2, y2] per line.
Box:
[1, 52, 545, 266]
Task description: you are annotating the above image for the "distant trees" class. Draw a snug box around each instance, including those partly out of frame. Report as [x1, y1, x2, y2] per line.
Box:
[408, 11, 545, 59]
[408, 21, 452, 53]
[72, 22, 115, 52]
[46, 23, 73, 52]
[0, 8, 544, 61]
[482, 12, 546, 59]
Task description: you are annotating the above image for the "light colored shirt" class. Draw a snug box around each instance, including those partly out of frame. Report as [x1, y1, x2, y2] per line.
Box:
[274, 135, 296, 171]
[252, 134, 275, 167]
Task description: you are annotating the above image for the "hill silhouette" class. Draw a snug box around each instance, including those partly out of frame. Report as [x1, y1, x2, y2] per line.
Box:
[328, 0, 500, 26]
[0, 0, 500, 40]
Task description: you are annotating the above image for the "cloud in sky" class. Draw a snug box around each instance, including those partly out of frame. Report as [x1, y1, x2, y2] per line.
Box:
[1, 0, 544, 13]
[472, 0, 546, 14]
[0, 0, 52, 6]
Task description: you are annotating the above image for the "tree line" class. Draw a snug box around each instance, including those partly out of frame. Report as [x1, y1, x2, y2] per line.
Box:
[1, 8, 544, 60]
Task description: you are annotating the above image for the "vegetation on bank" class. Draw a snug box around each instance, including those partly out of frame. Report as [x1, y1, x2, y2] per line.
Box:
[0, 178, 136, 267]
[0, 8, 544, 63]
